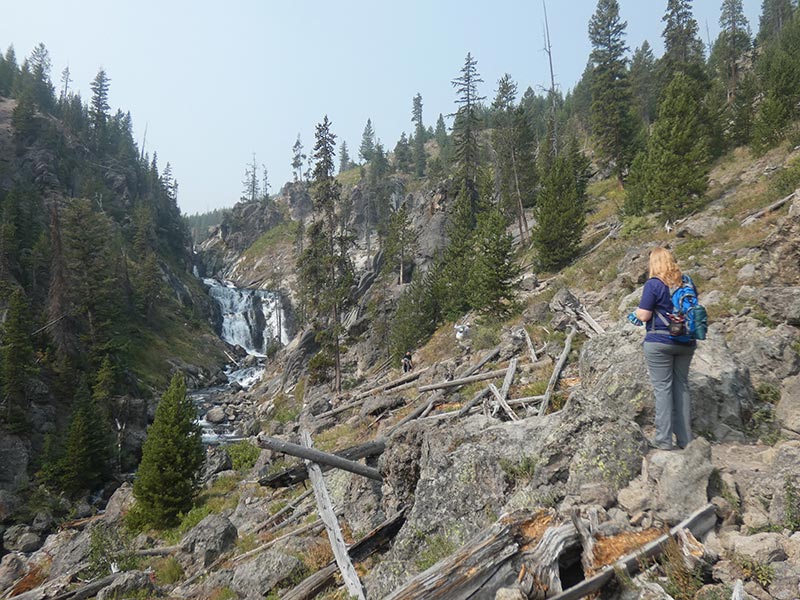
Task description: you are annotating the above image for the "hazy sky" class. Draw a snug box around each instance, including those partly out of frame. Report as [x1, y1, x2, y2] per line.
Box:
[2, 1, 760, 215]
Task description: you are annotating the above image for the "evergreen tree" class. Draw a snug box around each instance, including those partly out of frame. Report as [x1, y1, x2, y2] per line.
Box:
[412, 93, 426, 177]
[297, 116, 354, 393]
[434, 113, 450, 168]
[588, 0, 638, 183]
[382, 202, 418, 284]
[711, 0, 752, 101]
[532, 139, 589, 270]
[359, 118, 376, 163]
[623, 150, 650, 215]
[629, 41, 658, 126]
[1, 289, 38, 426]
[660, 0, 707, 85]
[241, 153, 261, 202]
[28, 43, 54, 112]
[466, 208, 521, 318]
[0, 45, 19, 96]
[389, 267, 441, 362]
[730, 70, 758, 145]
[645, 72, 711, 219]
[394, 133, 412, 174]
[451, 53, 485, 217]
[133, 373, 203, 528]
[291, 134, 306, 182]
[338, 141, 352, 173]
[757, 0, 795, 45]
[89, 69, 111, 152]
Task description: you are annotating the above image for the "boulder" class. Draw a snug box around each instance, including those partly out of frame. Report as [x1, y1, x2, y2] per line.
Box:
[181, 513, 237, 568]
[677, 215, 730, 238]
[205, 406, 227, 424]
[0, 435, 28, 492]
[231, 549, 302, 599]
[103, 483, 135, 524]
[0, 553, 25, 591]
[3, 524, 42, 553]
[777, 375, 800, 436]
[767, 561, 800, 600]
[96, 570, 158, 600]
[738, 286, 800, 326]
[360, 394, 407, 417]
[722, 532, 788, 564]
[203, 446, 233, 481]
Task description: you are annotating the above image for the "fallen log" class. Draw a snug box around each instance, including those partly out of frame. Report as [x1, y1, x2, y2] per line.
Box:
[522, 327, 538, 362]
[538, 326, 576, 417]
[540, 503, 717, 600]
[282, 510, 407, 600]
[354, 367, 428, 399]
[47, 573, 123, 600]
[741, 189, 797, 226]
[257, 435, 382, 481]
[232, 518, 325, 565]
[384, 511, 553, 600]
[258, 439, 386, 487]
[456, 387, 492, 417]
[489, 383, 519, 422]
[302, 431, 366, 600]
[417, 368, 509, 392]
[252, 489, 314, 533]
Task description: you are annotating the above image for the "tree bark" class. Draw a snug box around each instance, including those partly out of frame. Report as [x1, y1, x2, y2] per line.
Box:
[257, 435, 382, 481]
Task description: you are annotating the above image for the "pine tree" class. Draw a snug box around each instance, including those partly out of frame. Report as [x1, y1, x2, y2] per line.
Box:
[297, 116, 354, 393]
[757, 0, 795, 46]
[89, 69, 111, 152]
[133, 373, 203, 528]
[382, 203, 418, 284]
[28, 43, 54, 112]
[645, 72, 711, 219]
[412, 93, 426, 177]
[712, 0, 752, 101]
[241, 153, 261, 202]
[338, 141, 352, 173]
[434, 113, 450, 168]
[291, 134, 306, 182]
[466, 208, 521, 318]
[359, 118, 376, 163]
[389, 267, 441, 362]
[532, 139, 589, 270]
[394, 133, 412, 174]
[629, 41, 658, 126]
[660, 0, 707, 85]
[1, 289, 38, 426]
[588, 0, 638, 183]
[451, 53, 485, 217]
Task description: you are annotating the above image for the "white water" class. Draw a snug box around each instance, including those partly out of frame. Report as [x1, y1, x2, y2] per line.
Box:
[203, 278, 290, 356]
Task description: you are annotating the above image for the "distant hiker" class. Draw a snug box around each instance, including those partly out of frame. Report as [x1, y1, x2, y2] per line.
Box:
[627, 247, 696, 451]
[402, 351, 414, 373]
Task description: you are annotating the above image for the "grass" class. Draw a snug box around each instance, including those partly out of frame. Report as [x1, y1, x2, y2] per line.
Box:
[242, 220, 299, 261]
[499, 455, 538, 483]
[314, 419, 373, 452]
[414, 532, 457, 571]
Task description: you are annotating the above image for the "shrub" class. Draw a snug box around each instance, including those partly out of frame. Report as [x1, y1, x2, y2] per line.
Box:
[227, 440, 261, 471]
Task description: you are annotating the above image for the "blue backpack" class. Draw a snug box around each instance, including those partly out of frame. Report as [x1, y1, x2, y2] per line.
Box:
[656, 274, 708, 341]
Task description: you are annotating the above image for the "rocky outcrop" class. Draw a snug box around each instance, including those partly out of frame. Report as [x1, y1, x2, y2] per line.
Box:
[180, 513, 238, 568]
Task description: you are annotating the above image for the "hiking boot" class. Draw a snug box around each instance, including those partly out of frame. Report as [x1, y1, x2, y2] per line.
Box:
[647, 438, 673, 451]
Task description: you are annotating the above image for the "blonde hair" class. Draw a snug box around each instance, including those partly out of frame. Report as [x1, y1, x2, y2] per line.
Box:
[648, 247, 682, 287]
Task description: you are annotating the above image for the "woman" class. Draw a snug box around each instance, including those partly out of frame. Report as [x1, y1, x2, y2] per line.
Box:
[630, 247, 696, 450]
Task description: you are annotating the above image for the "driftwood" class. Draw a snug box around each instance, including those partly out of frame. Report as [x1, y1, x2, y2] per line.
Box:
[540, 503, 717, 600]
[741, 189, 797, 226]
[538, 327, 576, 417]
[387, 348, 502, 434]
[522, 327, 538, 362]
[259, 439, 386, 487]
[489, 358, 519, 420]
[257, 435, 382, 481]
[253, 489, 314, 533]
[417, 368, 509, 392]
[384, 511, 546, 600]
[489, 384, 519, 421]
[302, 432, 366, 600]
[456, 387, 492, 417]
[282, 510, 407, 600]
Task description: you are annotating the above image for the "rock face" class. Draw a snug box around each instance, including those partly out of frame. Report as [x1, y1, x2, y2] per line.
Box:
[180, 514, 238, 568]
[231, 549, 302, 599]
[0, 435, 29, 493]
[96, 571, 158, 600]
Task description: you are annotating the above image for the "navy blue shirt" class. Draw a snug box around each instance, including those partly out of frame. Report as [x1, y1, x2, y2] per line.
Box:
[638, 277, 695, 346]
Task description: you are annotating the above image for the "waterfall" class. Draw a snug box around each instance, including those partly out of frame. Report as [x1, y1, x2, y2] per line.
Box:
[203, 278, 290, 356]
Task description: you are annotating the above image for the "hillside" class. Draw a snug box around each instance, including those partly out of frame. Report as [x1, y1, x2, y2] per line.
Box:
[4, 140, 798, 600]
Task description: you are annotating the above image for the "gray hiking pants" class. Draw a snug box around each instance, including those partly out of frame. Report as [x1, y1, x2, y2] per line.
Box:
[643, 342, 695, 449]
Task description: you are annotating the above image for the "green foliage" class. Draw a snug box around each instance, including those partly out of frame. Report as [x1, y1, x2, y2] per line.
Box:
[272, 393, 301, 424]
[153, 556, 184, 585]
[532, 143, 588, 270]
[389, 269, 441, 362]
[226, 440, 261, 471]
[770, 154, 800, 197]
[81, 524, 139, 579]
[414, 532, 457, 571]
[784, 475, 800, 531]
[731, 553, 775, 587]
[499, 456, 538, 482]
[657, 536, 704, 600]
[133, 373, 204, 528]
[1, 289, 38, 427]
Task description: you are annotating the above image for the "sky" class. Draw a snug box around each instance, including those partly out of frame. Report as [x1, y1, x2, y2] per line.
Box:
[1, 0, 761, 215]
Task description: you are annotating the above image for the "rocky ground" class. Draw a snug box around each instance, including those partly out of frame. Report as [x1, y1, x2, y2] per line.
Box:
[2, 164, 800, 598]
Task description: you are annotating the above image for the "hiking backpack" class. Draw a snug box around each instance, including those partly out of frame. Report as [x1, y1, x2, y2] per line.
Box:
[656, 274, 708, 341]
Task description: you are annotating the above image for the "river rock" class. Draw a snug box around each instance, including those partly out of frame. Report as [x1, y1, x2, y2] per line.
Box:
[231, 548, 302, 599]
[3, 524, 42, 553]
[205, 406, 226, 424]
[180, 513, 237, 568]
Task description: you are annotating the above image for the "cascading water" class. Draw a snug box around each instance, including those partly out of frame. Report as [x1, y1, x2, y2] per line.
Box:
[203, 278, 290, 356]
[193, 278, 291, 443]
